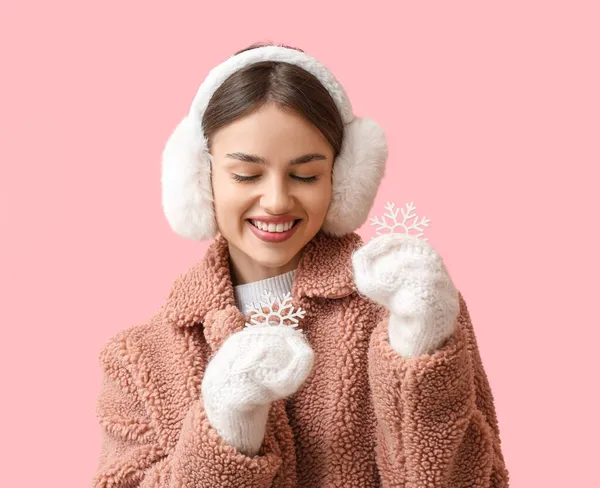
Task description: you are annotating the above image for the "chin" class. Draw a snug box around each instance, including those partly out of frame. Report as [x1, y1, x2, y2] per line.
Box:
[249, 248, 298, 267]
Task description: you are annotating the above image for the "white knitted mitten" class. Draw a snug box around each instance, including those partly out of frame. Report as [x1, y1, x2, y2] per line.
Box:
[201, 325, 315, 456]
[351, 232, 460, 358]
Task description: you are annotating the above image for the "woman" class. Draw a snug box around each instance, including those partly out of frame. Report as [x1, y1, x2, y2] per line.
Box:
[92, 42, 510, 487]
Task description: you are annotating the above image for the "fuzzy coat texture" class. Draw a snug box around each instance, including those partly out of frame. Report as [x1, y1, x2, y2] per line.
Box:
[92, 230, 510, 487]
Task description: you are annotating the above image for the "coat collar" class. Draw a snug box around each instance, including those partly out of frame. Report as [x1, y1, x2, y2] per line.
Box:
[162, 230, 364, 331]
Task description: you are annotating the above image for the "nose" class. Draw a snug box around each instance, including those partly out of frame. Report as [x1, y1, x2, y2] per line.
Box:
[260, 176, 294, 215]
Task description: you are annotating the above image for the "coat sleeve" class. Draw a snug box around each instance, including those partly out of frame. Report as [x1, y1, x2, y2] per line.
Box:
[367, 291, 510, 488]
[91, 335, 284, 488]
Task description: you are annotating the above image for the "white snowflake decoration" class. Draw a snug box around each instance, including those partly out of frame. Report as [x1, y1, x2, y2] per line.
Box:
[369, 201, 430, 240]
[244, 290, 306, 329]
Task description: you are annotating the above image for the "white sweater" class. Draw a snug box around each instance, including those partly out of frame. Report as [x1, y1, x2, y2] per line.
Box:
[233, 269, 297, 317]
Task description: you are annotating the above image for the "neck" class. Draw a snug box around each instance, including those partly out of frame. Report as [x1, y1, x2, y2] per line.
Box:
[228, 244, 303, 286]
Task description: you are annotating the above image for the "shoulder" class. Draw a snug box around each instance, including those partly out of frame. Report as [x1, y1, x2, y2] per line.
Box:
[98, 304, 209, 397]
[97, 307, 183, 376]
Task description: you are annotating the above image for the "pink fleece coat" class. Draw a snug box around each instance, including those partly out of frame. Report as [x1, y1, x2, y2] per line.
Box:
[92, 230, 510, 487]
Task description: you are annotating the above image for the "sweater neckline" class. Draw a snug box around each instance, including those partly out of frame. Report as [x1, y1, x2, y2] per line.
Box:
[233, 269, 297, 317]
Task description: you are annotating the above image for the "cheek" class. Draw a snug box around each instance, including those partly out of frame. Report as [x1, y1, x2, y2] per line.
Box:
[301, 183, 332, 215]
[215, 194, 247, 218]
[212, 173, 242, 216]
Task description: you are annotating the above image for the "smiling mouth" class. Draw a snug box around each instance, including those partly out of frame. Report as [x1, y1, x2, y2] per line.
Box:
[247, 219, 302, 232]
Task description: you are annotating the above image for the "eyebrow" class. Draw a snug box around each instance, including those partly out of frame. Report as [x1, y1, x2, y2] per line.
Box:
[224, 152, 328, 165]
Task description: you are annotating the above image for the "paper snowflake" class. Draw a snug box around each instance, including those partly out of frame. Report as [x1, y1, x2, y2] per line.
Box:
[244, 290, 306, 329]
[369, 201, 430, 240]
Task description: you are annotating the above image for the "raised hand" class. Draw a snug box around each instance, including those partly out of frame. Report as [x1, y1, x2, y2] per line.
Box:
[351, 232, 460, 358]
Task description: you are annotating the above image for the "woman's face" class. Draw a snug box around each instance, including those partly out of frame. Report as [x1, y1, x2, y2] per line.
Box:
[210, 101, 334, 284]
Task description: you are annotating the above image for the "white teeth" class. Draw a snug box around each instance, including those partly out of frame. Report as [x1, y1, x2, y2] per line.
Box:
[251, 219, 296, 233]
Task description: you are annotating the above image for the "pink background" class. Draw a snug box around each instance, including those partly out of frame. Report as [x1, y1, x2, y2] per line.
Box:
[1, 1, 598, 486]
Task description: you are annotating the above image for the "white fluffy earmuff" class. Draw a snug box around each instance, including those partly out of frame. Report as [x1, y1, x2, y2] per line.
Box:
[161, 46, 388, 241]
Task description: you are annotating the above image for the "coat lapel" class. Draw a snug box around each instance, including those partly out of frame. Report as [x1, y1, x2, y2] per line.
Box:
[162, 230, 365, 353]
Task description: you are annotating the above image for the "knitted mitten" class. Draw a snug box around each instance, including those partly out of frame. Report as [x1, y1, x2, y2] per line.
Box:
[201, 325, 315, 456]
[351, 232, 460, 358]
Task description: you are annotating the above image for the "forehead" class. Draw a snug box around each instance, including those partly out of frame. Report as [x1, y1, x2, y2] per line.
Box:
[211, 103, 332, 155]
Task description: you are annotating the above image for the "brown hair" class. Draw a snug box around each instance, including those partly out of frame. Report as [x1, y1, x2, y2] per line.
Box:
[202, 41, 344, 158]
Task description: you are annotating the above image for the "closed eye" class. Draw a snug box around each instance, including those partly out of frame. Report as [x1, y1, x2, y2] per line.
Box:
[231, 174, 319, 183]
[231, 174, 259, 182]
[292, 175, 318, 183]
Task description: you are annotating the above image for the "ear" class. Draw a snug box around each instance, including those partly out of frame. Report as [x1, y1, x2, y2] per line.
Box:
[321, 117, 388, 236]
[161, 116, 218, 241]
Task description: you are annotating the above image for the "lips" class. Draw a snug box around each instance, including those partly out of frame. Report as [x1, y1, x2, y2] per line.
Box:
[249, 219, 298, 232]
[247, 219, 302, 243]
